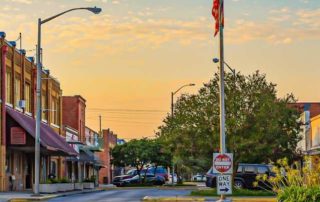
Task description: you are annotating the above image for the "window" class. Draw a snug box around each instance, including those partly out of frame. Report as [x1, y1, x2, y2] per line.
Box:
[25, 83, 31, 112]
[244, 166, 255, 173]
[50, 161, 57, 177]
[257, 166, 269, 174]
[51, 98, 59, 125]
[41, 91, 47, 120]
[237, 166, 243, 173]
[6, 70, 12, 104]
[14, 76, 21, 106]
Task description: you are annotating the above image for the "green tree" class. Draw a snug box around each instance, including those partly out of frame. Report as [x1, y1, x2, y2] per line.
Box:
[111, 138, 171, 183]
[157, 71, 301, 175]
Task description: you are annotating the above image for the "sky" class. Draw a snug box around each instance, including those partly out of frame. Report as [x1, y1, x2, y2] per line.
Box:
[1, 0, 319, 140]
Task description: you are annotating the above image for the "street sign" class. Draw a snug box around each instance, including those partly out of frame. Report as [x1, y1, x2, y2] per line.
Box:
[217, 174, 232, 195]
[213, 153, 233, 174]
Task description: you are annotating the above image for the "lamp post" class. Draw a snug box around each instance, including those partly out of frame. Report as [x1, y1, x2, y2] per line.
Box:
[171, 83, 195, 185]
[213, 58, 236, 152]
[34, 6, 102, 195]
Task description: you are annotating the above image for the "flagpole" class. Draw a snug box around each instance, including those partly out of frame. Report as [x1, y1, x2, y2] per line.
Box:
[218, 0, 228, 201]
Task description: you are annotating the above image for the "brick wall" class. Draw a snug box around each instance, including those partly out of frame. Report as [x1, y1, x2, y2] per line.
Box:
[98, 129, 117, 184]
[62, 96, 86, 142]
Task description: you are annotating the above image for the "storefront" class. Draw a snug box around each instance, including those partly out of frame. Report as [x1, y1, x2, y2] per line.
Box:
[5, 107, 77, 191]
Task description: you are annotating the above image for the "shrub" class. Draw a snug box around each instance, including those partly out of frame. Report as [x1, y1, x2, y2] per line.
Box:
[59, 177, 70, 183]
[255, 157, 320, 202]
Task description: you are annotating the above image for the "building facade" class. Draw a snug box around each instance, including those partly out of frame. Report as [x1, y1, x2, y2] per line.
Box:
[98, 129, 117, 184]
[0, 33, 76, 191]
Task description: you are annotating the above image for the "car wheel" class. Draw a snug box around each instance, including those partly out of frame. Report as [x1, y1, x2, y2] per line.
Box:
[234, 180, 244, 189]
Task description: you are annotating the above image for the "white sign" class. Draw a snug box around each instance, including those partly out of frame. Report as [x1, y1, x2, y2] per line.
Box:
[217, 174, 232, 195]
[213, 153, 233, 174]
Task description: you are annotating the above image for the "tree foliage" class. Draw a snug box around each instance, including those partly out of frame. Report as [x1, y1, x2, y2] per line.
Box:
[157, 71, 301, 174]
[111, 138, 171, 180]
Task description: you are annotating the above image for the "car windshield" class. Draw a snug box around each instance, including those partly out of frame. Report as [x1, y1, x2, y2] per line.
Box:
[126, 169, 136, 176]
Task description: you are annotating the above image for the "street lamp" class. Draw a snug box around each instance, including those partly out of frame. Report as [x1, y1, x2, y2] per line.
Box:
[170, 83, 195, 185]
[213, 58, 237, 156]
[34, 6, 102, 195]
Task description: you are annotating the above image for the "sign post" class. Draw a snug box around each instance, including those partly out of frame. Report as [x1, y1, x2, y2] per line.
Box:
[213, 153, 233, 201]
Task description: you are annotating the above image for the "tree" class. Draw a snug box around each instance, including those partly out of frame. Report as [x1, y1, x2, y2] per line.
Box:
[157, 71, 301, 175]
[111, 138, 171, 183]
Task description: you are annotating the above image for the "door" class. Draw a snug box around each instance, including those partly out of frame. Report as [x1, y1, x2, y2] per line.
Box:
[25, 155, 32, 189]
[243, 165, 257, 188]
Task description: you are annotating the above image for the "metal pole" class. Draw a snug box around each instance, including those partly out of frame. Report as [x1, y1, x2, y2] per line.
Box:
[34, 18, 42, 195]
[99, 115, 102, 136]
[218, 0, 226, 200]
[219, 0, 226, 155]
[171, 92, 174, 185]
[19, 32, 22, 50]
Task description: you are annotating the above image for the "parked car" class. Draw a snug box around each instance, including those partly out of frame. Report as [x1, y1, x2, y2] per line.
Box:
[112, 175, 133, 187]
[192, 174, 205, 182]
[147, 167, 168, 181]
[206, 163, 275, 189]
[121, 174, 165, 186]
[126, 166, 168, 181]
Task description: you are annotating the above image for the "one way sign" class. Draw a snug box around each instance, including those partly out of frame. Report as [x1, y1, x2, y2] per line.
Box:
[217, 175, 232, 195]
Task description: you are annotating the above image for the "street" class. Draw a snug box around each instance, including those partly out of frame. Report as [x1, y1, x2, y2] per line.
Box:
[47, 188, 192, 202]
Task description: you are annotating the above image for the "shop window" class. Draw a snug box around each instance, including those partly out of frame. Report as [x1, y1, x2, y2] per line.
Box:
[50, 161, 57, 178]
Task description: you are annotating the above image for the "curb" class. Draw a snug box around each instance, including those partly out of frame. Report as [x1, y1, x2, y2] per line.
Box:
[142, 196, 277, 202]
[143, 196, 205, 201]
[8, 189, 104, 202]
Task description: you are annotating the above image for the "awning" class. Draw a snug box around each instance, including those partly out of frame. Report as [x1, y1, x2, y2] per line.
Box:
[6, 107, 77, 156]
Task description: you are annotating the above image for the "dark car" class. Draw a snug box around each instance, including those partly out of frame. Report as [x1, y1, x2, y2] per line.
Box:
[146, 167, 168, 181]
[126, 167, 168, 181]
[206, 163, 274, 189]
[112, 175, 133, 187]
[120, 174, 165, 186]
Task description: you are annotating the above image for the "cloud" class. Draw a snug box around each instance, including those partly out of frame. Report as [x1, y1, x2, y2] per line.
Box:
[6, 0, 32, 4]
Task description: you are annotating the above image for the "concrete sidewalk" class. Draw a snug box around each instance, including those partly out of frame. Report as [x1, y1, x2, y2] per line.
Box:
[0, 188, 104, 202]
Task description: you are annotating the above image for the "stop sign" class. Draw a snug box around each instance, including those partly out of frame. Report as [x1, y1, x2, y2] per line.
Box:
[213, 153, 233, 174]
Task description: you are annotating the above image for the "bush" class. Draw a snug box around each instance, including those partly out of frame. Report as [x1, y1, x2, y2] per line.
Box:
[59, 177, 70, 183]
[45, 178, 58, 184]
[255, 157, 320, 202]
[278, 186, 320, 202]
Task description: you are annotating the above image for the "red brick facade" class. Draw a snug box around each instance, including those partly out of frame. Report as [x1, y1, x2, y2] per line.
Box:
[62, 96, 86, 142]
[98, 129, 117, 184]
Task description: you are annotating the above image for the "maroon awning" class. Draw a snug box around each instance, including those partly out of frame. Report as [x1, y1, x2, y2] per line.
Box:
[6, 107, 77, 156]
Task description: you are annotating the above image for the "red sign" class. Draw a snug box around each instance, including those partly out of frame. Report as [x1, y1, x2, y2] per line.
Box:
[10, 127, 26, 145]
[213, 154, 232, 173]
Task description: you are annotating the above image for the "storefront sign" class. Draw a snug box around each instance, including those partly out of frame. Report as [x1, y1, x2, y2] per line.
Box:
[10, 127, 26, 145]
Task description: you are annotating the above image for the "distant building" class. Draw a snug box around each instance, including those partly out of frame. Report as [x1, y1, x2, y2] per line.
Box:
[98, 129, 117, 184]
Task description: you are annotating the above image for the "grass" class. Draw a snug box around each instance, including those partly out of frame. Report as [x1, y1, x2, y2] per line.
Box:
[191, 188, 275, 197]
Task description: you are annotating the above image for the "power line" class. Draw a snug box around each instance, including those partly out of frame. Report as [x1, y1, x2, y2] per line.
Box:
[87, 108, 167, 113]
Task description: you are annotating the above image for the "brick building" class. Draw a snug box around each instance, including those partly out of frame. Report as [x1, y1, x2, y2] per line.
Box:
[62, 95, 105, 185]
[0, 33, 76, 191]
[98, 129, 117, 184]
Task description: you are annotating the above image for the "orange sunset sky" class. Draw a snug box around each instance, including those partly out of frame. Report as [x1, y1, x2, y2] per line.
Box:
[1, 0, 319, 140]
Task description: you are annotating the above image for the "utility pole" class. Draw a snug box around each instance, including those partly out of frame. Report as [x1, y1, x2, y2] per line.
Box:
[171, 92, 174, 186]
[99, 115, 102, 136]
[19, 32, 22, 50]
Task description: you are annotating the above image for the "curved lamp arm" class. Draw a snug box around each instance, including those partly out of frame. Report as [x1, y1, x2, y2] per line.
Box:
[41, 7, 102, 24]
[173, 83, 195, 95]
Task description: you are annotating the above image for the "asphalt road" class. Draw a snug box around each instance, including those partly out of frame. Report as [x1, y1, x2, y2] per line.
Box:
[47, 188, 192, 202]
